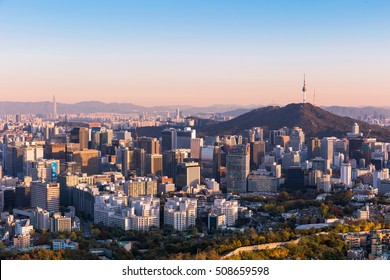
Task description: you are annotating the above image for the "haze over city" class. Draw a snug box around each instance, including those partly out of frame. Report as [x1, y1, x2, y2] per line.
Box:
[0, 0, 389, 106]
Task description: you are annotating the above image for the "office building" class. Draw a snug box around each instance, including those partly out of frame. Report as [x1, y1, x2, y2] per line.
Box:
[15, 185, 31, 209]
[190, 138, 203, 159]
[250, 141, 265, 170]
[247, 173, 279, 193]
[285, 167, 305, 190]
[226, 144, 250, 193]
[51, 213, 72, 232]
[307, 137, 321, 160]
[321, 137, 337, 165]
[136, 137, 160, 155]
[208, 213, 225, 231]
[341, 162, 352, 188]
[72, 149, 100, 175]
[161, 128, 177, 152]
[289, 127, 305, 151]
[70, 127, 89, 150]
[146, 154, 162, 176]
[176, 162, 200, 189]
[30, 182, 60, 212]
[176, 127, 196, 149]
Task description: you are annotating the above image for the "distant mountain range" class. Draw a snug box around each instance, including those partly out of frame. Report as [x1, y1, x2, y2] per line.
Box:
[0, 101, 254, 115]
[0, 101, 389, 119]
[321, 106, 390, 119]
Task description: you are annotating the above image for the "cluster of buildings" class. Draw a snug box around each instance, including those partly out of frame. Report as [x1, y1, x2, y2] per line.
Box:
[345, 230, 390, 260]
[1, 102, 390, 254]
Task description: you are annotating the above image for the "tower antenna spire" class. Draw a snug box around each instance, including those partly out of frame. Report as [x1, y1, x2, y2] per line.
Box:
[313, 90, 316, 106]
[302, 74, 307, 103]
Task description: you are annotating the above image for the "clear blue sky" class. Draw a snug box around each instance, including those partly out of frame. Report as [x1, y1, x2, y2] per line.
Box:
[0, 0, 389, 106]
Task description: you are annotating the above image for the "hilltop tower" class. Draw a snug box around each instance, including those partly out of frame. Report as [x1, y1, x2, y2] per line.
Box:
[302, 74, 307, 103]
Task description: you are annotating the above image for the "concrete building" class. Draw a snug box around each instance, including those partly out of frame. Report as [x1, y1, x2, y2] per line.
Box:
[378, 179, 390, 195]
[212, 199, 238, 226]
[341, 162, 352, 188]
[124, 177, 157, 197]
[282, 152, 301, 169]
[72, 149, 100, 175]
[208, 213, 225, 231]
[190, 138, 203, 159]
[136, 137, 160, 155]
[13, 234, 30, 249]
[226, 144, 250, 193]
[247, 172, 280, 193]
[289, 127, 305, 151]
[176, 127, 196, 149]
[176, 162, 200, 189]
[30, 182, 60, 212]
[317, 174, 332, 192]
[52, 239, 79, 251]
[51, 213, 72, 232]
[164, 197, 197, 231]
[128, 196, 160, 231]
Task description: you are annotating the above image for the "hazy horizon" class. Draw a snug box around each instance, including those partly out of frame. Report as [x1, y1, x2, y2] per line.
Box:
[1, 0, 389, 107]
[1, 99, 390, 110]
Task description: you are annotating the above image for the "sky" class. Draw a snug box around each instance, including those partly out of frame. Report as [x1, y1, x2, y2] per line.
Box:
[0, 0, 389, 107]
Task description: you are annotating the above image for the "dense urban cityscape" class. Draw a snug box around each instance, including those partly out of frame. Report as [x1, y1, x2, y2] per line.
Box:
[1, 0, 389, 266]
[0, 91, 390, 260]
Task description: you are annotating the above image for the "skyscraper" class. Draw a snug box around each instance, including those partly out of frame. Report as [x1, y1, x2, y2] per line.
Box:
[226, 144, 250, 193]
[176, 127, 196, 149]
[136, 137, 160, 154]
[289, 127, 305, 151]
[341, 162, 352, 188]
[70, 127, 89, 150]
[30, 182, 60, 212]
[176, 162, 200, 189]
[321, 137, 337, 165]
[52, 95, 57, 119]
[161, 128, 177, 152]
[250, 141, 265, 170]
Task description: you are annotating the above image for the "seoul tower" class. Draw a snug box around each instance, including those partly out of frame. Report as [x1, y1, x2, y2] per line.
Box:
[302, 74, 307, 103]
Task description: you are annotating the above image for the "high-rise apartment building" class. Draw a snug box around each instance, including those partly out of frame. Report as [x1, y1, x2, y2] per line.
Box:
[212, 199, 238, 226]
[128, 196, 160, 231]
[164, 197, 197, 231]
[124, 177, 158, 197]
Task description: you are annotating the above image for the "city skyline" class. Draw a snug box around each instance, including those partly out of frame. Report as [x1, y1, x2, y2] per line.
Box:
[1, 0, 389, 106]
